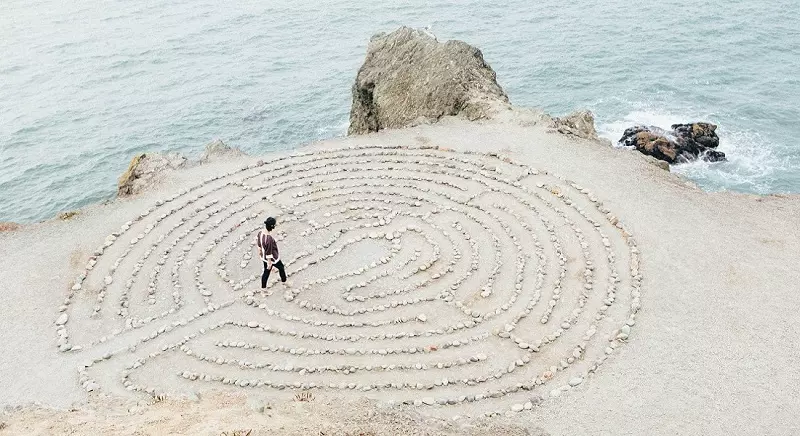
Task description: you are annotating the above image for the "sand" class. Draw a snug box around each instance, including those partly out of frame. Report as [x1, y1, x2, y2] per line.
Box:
[1, 118, 799, 436]
[1, 392, 539, 435]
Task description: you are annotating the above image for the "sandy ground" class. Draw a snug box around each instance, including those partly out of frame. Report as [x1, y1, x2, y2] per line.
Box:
[1, 117, 799, 435]
[0, 392, 540, 436]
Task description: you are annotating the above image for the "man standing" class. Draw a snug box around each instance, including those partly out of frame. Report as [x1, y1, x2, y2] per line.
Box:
[256, 216, 288, 291]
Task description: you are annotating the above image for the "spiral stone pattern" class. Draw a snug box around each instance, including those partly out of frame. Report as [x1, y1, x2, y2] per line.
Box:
[57, 145, 642, 417]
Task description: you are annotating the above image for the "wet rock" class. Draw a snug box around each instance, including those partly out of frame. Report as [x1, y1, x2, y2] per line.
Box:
[348, 27, 510, 135]
[619, 122, 725, 164]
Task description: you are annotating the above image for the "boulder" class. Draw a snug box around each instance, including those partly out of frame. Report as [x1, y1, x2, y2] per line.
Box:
[619, 122, 725, 164]
[200, 139, 244, 163]
[117, 152, 188, 197]
[548, 109, 599, 140]
[348, 27, 510, 135]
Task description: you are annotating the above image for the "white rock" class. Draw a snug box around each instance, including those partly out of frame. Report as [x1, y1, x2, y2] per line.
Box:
[568, 377, 584, 387]
[56, 313, 69, 326]
[417, 314, 427, 323]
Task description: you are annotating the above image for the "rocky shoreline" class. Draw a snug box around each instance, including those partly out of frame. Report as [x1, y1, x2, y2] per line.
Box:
[619, 122, 726, 163]
[0, 28, 730, 231]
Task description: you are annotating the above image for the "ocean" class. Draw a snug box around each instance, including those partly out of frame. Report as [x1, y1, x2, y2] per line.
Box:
[2, 0, 798, 223]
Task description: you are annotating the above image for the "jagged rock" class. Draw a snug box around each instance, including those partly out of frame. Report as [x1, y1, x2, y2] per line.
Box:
[348, 27, 510, 135]
[548, 109, 598, 140]
[200, 139, 243, 163]
[117, 152, 188, 197]
[58, 211, 79, 220]
[619, 122, 725, 164]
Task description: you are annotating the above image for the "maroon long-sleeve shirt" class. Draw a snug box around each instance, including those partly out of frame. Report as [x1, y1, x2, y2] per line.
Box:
[256, 231, 279, 262]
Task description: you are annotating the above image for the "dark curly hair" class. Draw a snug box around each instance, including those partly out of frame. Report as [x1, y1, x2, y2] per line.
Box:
[264, 216, 276, 232]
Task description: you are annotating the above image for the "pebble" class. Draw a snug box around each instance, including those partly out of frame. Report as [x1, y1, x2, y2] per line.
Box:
[568, 377, 584, 387]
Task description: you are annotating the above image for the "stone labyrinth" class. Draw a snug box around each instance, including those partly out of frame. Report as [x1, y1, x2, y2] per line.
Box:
[56, 145, 642, 417]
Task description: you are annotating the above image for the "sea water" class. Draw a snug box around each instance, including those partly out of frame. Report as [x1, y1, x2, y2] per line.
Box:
[1, 0, 798, 222]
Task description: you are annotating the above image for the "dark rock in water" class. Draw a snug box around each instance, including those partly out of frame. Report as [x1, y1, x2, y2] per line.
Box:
[348, 27, 510, 135]
[619, 122, 726, 164]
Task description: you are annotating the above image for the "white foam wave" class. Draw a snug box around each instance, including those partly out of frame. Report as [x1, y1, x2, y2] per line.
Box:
[597, 109, 788, 194]
[596, 110, 686, 146]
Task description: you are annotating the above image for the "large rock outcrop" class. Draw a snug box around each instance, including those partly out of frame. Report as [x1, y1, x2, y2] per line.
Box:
[117, 139, 244, 197]
[348, 27, 511, 135]
[619, 122, 726, 163]
[117, 152, 188, 197]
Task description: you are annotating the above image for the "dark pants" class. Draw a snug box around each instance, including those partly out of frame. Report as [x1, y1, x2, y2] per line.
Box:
[262, 260, 286, 288]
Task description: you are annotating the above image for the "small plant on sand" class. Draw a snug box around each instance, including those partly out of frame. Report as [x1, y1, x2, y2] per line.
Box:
[151, 394, 167, 404]
[294, 391, 314, 402]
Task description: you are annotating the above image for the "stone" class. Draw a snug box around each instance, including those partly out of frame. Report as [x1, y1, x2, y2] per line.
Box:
[247, 397, 266, 413]
[548, 109, 599, 140]
[199, 139, 244, 163]
[348, 27, 510, 135]
[56, 313, 69, 326]
[569, 377, 584, 387]
[619, 122, 725, 163]
[118, 152, 188, 196]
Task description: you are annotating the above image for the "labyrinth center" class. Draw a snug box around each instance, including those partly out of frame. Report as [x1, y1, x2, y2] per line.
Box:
[59, 145, 642, 416]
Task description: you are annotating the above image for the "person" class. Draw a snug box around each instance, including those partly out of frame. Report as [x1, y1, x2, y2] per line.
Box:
[256, 216, 288, 290]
